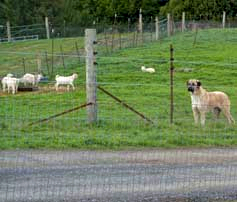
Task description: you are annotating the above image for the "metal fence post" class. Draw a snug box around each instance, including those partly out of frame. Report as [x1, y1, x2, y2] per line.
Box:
[85, 29, 97, 124]
[170, 44, 174, 124]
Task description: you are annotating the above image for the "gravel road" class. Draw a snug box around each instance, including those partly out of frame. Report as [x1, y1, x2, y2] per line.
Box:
[1, 148, 237, 201]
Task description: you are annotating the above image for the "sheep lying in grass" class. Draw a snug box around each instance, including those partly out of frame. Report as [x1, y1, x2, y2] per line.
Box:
[55, 73, 78, 91]
[1, 74, 20, 94]
[141, 66, 155, 73]
[20, 73, 43, 86]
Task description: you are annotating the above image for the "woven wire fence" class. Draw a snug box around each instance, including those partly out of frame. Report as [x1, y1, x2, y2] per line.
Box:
[1, 23, 237, 201]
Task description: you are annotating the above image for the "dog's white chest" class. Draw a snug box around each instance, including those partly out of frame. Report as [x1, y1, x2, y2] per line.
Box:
[191, 95, 202, 108]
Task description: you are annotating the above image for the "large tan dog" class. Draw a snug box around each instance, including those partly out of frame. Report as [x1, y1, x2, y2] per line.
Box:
[187, 79, 235, 126]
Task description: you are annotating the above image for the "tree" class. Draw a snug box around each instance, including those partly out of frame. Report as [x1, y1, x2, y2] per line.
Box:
[0, 0, 14, 24]
[160, 0, 237, 21]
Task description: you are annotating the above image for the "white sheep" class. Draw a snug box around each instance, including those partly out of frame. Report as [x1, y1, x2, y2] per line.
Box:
[20, 73, 43, 86]
[55, 73, 78, 91]
[1, 76, 20, 94]
[141, 66, 155, 73]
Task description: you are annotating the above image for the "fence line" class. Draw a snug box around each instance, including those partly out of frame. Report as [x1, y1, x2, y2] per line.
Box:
[1, 19, 237, 201]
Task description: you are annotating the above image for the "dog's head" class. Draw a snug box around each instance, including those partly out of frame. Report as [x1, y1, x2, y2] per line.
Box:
[187, 79, 201, 93]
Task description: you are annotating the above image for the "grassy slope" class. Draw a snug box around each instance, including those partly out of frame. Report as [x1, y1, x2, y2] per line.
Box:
[0, 37, 85, 78]
[0, 29, 237, 149]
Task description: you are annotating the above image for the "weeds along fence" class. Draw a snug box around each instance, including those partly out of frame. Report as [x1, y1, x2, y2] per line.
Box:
[1, 23, 237, 201]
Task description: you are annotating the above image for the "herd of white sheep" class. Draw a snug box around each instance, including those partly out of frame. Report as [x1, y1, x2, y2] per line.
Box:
[1, 66, 154, 95]
[1, 73, 78, 94]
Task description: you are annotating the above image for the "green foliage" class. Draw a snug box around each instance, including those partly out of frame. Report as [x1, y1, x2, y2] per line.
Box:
[0, 0, 237, 29]
[160, 0, 237, 20]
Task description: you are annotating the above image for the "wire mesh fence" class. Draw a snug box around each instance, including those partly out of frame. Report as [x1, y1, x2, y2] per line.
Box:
[1, 20, 237, 201]
[1, 149, 237, 201]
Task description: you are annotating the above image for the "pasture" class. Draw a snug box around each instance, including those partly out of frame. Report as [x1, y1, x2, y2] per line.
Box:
[0, 28, 237, 149]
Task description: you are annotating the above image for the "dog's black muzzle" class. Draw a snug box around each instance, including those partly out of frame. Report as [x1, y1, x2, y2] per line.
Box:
[187, 86, 194, 93]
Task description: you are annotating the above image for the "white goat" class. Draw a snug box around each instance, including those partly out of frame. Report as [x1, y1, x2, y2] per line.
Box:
[141, 66, 155, 73]
[6, 73, 14, 77]
[55, 73, 78, 91]
[20, 73, 43, 86]
[2, 73, 13, 93]
[2, 75, 20, 94]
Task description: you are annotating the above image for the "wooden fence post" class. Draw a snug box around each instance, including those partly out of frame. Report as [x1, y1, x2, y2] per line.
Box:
[182, 12, 185, 32]
[138, 8, 143, 33]
[85, 29, 97, 124]
[6, 21, 11, 42]
[167, 13, 171, 37]
[45, 17, 50, 39]
[155, 16, 159, 40]
[222, 11, 226, 29]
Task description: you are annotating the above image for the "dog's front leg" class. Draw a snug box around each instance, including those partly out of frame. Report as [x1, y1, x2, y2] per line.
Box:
[200, 111, 206, 126]
[192, 108, 199, 124]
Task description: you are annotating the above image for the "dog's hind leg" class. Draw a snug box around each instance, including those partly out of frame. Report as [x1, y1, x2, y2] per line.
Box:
[222, 107, 235, 124]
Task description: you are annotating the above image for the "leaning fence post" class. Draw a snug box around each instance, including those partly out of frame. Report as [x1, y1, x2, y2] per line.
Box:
[170, 44, 174, 124]
[85, 29, 97, 124]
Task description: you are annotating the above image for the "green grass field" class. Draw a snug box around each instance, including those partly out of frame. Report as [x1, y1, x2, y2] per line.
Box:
[0, 28, 237, 149]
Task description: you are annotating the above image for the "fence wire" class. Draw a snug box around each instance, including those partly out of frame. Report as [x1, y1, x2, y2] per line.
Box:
[1, 22, 237, 201]
[1, 149, 237, 201]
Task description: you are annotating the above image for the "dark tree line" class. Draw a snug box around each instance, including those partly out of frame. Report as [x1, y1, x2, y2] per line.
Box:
[160, 0, 237, 20]
[0, 0, 236, 27]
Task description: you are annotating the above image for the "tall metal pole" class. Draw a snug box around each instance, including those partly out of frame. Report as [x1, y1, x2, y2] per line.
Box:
[51, 28, 54, 76]
[170, 44, 174, 124]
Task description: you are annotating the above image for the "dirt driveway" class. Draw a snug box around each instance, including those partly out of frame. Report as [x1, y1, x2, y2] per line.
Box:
[1, 148, 237, 201]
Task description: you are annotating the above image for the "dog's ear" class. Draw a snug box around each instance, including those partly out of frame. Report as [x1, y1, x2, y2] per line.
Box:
[186, 80, 189, 85]
[197, 80, 201, 87]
